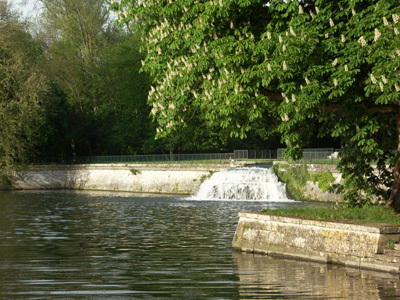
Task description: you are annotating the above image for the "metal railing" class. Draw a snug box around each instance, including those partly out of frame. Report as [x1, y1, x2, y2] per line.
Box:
[35, 148, 339, 165]
[278, 148, 340, 164]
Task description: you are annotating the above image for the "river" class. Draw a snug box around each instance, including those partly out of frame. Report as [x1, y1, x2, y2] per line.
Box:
[0, 190, 399, 299]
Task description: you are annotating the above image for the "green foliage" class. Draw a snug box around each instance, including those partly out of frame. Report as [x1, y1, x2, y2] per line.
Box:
[130, 169, 141, 175]
[388, 239, 396, 249]
[112, 0, 400, 208]
[261, 205, 400, 226]
[0, 1, 48, 174]
[311, 171, 335, 193]
[273, 163, 310, 200]
[0, 174, 11, 189]
[199, 171, 215, 184]
[95, 33, 156, 155]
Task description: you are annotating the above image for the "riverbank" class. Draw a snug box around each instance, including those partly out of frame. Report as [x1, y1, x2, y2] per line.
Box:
[233, 212, 400, 274]
[10, 163, 230, 194]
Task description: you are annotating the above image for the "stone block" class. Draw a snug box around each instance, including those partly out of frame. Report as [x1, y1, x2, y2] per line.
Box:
[233, 212, 400, 274]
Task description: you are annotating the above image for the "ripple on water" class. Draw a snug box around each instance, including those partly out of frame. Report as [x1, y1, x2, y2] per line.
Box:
[0, 191, 399, 299]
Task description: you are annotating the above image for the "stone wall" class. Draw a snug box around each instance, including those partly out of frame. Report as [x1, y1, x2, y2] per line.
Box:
[11, 164, 229, 194]
[233, 212, 400, 273]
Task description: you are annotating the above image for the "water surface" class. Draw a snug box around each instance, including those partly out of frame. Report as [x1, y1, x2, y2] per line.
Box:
[0, 190, 399, 299]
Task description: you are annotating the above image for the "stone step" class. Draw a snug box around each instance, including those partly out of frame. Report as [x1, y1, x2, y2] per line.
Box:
[375, 253, 400, 264]
[383, 249, 400, 258]
[395, 243, 400, 251]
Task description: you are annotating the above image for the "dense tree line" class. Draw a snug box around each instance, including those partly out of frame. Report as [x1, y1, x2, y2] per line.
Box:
[0, 0, 286, 174]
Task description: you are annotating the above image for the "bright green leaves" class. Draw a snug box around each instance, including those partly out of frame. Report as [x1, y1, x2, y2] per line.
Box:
[111, 0, 400, 205]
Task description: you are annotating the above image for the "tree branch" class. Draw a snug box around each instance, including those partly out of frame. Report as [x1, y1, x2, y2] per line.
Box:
[320, 103, 400, 114]
[260, 88, 283, 101]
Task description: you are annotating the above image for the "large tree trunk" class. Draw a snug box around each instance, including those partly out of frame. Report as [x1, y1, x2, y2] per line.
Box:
[386, 114, 400, 212]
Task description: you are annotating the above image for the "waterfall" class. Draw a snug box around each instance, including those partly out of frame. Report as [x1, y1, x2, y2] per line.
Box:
[192, 166, 293, 201]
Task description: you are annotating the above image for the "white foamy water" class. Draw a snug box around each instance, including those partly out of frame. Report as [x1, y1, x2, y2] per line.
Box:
[193, 166, 293, 201]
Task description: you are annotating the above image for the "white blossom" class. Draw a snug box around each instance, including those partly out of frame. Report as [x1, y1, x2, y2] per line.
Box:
[279, 35, 283, 43]
[352, 8, 356, 16]
[315, 6, 319, 14]
[332, 58, 338, 66]
[291, 94, 296, 102]
[345, 65, 349, 72]
[325, 33, 329, 38]
[379, 82, 384, 92]
[267, 31, 271, 40]
[282, 114, 289, 122]
[267, 63, 272, 71]
[374, 28, 381, 42]
[310, 11, 315, 18]
[395, 83, 400, 92]
[381, 75, 388, 84]
[283, 45, 286, 52]
[370, 74, 377, 84]
[338, 3, 343, 11]
[341, 34, 346, 43]
[290, 26, 296, 37]
[283, 61, 287, 70]
[397, 49, 400, 56]
[305, 77, 310, 85]
[334, 79, 338, 86]
[358, 36, 367, 46]
[383, 17, 389, 26]
[393, 14, 400, 24]
[299, 5, 304, 14]
[395, 28, 399, 35]
[329, 18, 335, 27]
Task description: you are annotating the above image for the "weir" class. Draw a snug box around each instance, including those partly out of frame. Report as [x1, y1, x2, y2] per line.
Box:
[193, 166, 293, 201]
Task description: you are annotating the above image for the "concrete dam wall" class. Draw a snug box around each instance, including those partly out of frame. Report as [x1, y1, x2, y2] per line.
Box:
[11, 164, 229, 194]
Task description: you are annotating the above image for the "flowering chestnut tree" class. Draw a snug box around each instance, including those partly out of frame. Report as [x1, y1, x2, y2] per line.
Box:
[109, 0, 400, 210]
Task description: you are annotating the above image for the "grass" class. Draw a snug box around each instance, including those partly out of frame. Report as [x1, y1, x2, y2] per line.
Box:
[260, 205, 400, 226]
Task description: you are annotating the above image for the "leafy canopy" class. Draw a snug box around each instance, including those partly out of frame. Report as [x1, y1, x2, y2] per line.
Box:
[110, 0, 400, 206]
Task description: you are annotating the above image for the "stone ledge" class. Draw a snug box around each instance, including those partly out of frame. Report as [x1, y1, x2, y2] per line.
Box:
[233, 212, 400, 274]
[11, 165, 227, 194]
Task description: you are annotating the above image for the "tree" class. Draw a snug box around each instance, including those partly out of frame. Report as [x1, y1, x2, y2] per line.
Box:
[111, 0, 400, 210]
[0, 0, 48, 173]
[95, 33, 156, 155]
[40, 0, 120, 155]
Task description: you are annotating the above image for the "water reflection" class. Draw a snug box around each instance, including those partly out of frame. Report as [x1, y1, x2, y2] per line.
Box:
[234, 252, 400, 299]
[0, 190, 399, 299]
